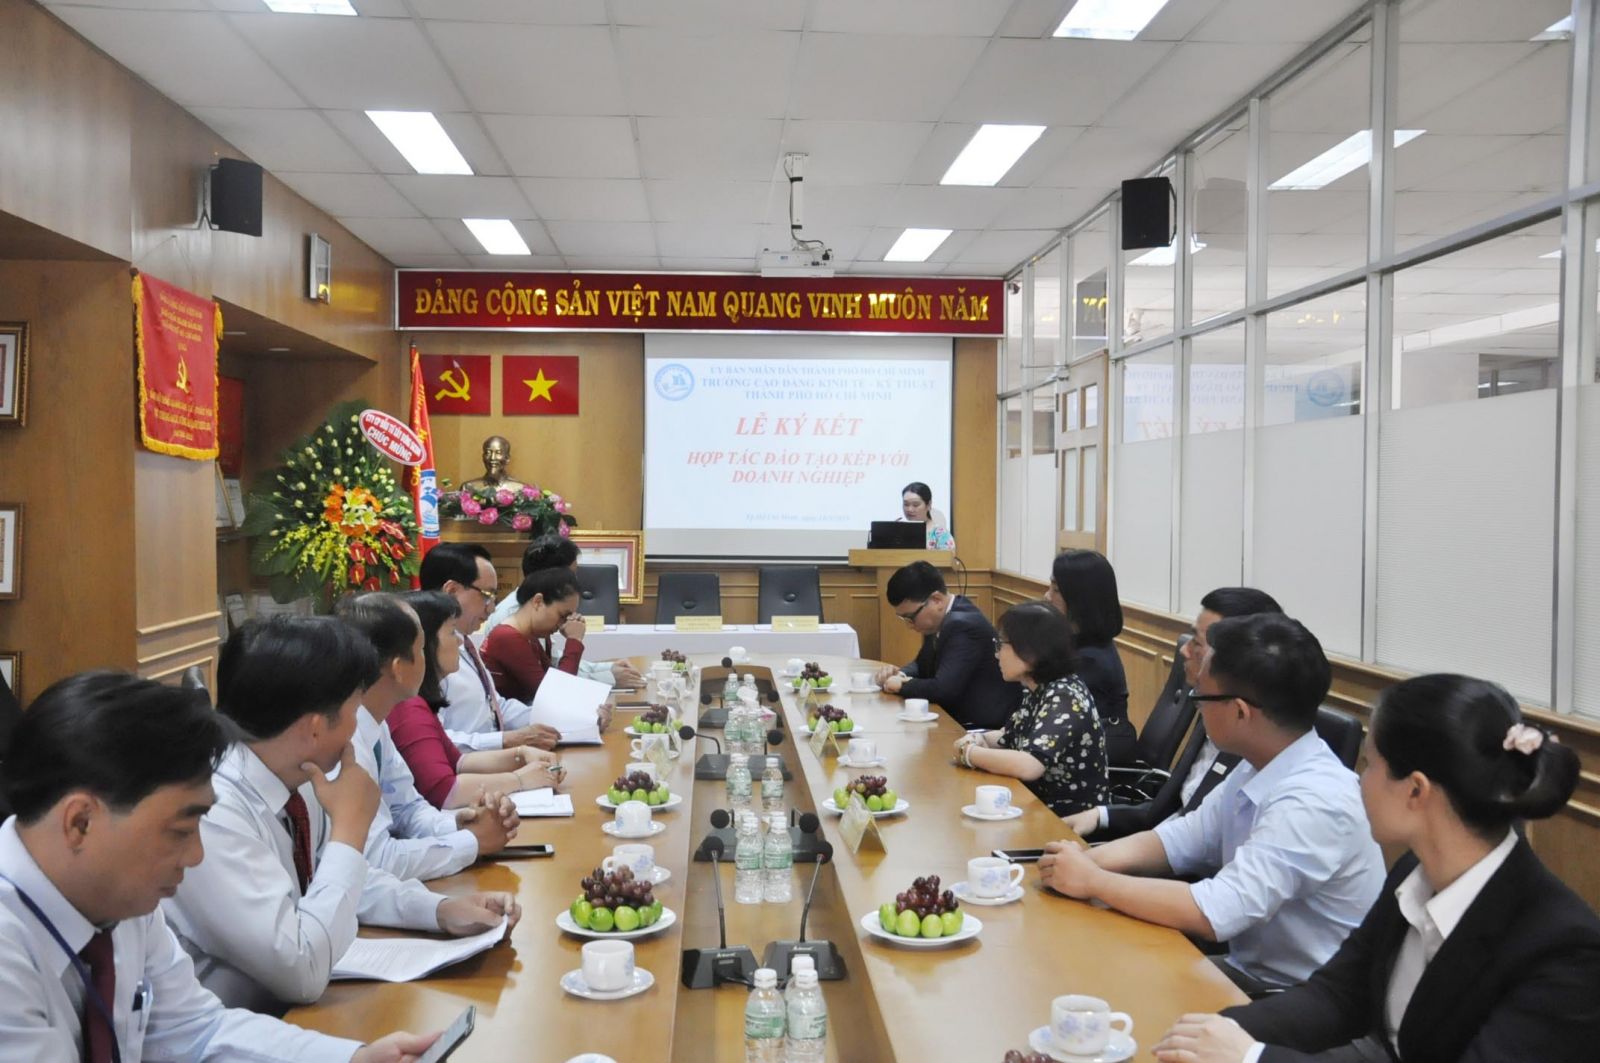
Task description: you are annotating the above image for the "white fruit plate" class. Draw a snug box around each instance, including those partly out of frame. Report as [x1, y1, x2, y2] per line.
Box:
[622, 726, 675, 737]
[858, 910, 982, 949]
[799, 724, 862, 738]
[596, 793, 682, 811]
[555, 906, 677, 941]
[821, 797, 909, 818]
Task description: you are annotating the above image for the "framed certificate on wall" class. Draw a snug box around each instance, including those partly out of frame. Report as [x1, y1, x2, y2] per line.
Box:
[569, 530, 644, 604]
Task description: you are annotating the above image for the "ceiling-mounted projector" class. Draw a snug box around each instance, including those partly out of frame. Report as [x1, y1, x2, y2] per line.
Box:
[759, 247, 834, 278]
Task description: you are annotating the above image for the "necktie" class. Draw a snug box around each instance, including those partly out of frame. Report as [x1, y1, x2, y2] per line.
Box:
[79, 929, 116, 1063]
[283, 792, 314, 894]
[372, 740, 383, 778]
[464, 642, 503, 730]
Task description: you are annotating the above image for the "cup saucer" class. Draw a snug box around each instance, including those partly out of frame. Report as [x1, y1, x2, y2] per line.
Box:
[1027, 1027, 1135, 1063]
[897, 711, 938, 723]
[838, 755, 887, 768]
[560, 967, 654, 1001]
[603, 821, 666, 838]
[950, 880, 1025, 906]
[961, 803, 1023, 821]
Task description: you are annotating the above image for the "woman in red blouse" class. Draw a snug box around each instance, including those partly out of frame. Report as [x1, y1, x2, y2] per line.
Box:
[388, 590, 564, 809]
[480, 567, 587, 704]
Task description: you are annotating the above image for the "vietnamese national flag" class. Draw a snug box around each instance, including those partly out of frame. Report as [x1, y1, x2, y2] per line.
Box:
[407, 345, 441, 574]
[503, 355, 580, 416]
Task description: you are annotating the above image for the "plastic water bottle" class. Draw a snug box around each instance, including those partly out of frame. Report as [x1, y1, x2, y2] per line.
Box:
[726, 753, 753, 815]
[761, 755, 785, 814]
[784, 969, 827, 1062]
[784, 955, 814, 1014]
[723, 670, 741, 708]
[734, 811, 764, 905]
[763, 810, 793, 903]
[744, 968, 786, 1063]
[739, 687, 762, 756]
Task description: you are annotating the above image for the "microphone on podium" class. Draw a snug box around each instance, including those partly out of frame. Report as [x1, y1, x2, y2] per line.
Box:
[762, 837, 845, 981]
[681, 825, 758, 989]
[682, 723, 731, 781]
[692, 806, 738, 863]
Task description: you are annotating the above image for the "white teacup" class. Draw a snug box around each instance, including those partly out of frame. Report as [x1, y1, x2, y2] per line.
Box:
[844, 738, 878, 765]
[602, 843, 655, 879]
[903, 698, 932, 718]
[851, 670, 874, 690]
[580, 939, 635, 992]
[614, 800, 653, 836]
[728, 645, 749, 663]
[650, 660, 675, 677]
[975, 785, 1013, 816]
[624, 761, 659, 783]
[786, 657, 805, 674]
[630, 732, 681, 759]
[967, 855, 1026, 898]
[1050, 995, 1133, 1056]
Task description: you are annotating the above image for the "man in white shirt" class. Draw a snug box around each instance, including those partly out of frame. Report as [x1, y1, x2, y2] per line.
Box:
[0, 670, 439, 1062]
[1040, 613, 1384, 992]
[163, 616, 520, 1013]
[335, 594, 517, 880]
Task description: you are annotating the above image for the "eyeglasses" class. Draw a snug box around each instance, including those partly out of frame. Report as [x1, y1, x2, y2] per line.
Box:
[1186, 688, 1261, 708]
[469, 586, 496, 605]
[896, 599, 931, 624]
[993, 638, 1010, 654]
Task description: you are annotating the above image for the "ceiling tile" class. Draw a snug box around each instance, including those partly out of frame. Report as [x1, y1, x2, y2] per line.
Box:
[406, 0, 607, 23]
[765, 183, 895, 230]
[617, 26, 800, 118]
[809, 0, 1012, 37]
[658, 258, 758, 272]
[190, 108, 371, 172]
[545, 220, 660, 258]
[947, 228, 1057, 265]
[645, 181, 773, 223]
[609, 0, 806, 31]
[781, 121, 935, 185]
[275, 172, 419, 218]
[790, 34, 989, 121]
[520, 178, 652, 222]
[635, 118, 783, 181]
[1098, 42, 1302, 131]
[387, 175, 537, 219]
[462, 253, 570, 269]
[654, 222, 767, 260]
[989, 186, 1105, 230]
[428, 22, 626, 115]
[338, 217, 457, 255]
[564, 255, 663, 270]
[945, 38, 1174, 125]
[482, 115, 640, 178]
[1032, 125, 1179, 188]
[383, 252, 470, 268]
[873, 185, 1022, 231]
[1188, 0, 1353, 43]
[438, 218, 559, 257]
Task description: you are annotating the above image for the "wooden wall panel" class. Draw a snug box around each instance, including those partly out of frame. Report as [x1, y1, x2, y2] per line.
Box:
[952, 339, 998, 570]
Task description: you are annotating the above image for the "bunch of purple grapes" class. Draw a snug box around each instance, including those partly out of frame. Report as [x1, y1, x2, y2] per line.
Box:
[847, 775, 889, 799]
[640, 704, 671, 726]
[1002, 1051, 1053, 1063]
[660, 649, 687, 663]
[894, 874, 958, 919]
[814, 705, 848, 724]
[579, 866, 655, 911]
[799, 661, 828, 681]
[612, 770, 656, 794]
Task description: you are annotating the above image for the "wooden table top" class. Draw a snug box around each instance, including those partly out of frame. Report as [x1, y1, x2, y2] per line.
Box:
[288, 652, 1245, 1062]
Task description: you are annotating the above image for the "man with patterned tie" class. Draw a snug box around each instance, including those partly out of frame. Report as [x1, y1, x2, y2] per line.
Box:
[0, 670, 441, 1061]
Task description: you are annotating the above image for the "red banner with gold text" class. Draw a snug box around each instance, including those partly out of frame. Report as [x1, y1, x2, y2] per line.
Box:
[397, 271, 1003, 336]
[134, 272, 220, 461]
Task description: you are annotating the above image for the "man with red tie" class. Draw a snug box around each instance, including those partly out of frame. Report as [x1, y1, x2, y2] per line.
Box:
[0, 670, 441, 1061]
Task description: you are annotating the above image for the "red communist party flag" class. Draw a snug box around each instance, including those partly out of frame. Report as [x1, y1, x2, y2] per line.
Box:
[502, 355, 579, 416]
[419, 354, 491, 415]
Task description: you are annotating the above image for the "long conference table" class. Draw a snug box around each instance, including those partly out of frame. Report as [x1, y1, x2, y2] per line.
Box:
[289, 651, 1244, 1061]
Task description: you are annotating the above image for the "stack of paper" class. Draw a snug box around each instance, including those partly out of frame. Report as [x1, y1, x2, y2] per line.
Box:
[532, 669, 610, 744]
[511, 787, 575, 817]
[332, 918, 507, 982]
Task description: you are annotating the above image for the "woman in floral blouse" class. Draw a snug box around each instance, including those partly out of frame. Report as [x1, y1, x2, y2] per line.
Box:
[954, 601, 1108, 817]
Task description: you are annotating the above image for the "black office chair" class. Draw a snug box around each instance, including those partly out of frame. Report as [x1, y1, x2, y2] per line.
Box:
[1314, 705, 1364, 770]
[654, 572, 722, 623]
[576, 564, 622, 625]
[757, 566, 822, 624]
[1109, 635, 1195, 803]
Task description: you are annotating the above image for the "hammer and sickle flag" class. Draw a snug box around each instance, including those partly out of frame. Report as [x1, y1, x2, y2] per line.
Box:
[419, 354, 491, 415]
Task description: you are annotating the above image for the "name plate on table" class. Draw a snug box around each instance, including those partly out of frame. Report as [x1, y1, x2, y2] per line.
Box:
[583, 618, 606, 634]
[675, 615, 724, 633]
[808, 722, 841, 760]
[839, 793, 885, 854]
[772, 615, 820, 632]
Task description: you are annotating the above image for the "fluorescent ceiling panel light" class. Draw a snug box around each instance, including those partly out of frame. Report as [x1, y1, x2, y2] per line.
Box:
[366, 111, 472, 175]
[1532, 16, 1573, 40]
[941, 124, 1047, 186]
[1270, 129, 1424, 191]
[1129, 236, 1205, 268]
[1054, 0, 1172, 41]
[464, 219, 530, 256]
[263, 1, 357, 13]
[884, 228, 952, 262]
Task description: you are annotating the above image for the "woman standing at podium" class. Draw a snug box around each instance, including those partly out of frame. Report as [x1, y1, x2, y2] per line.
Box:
[899, 481, 955, 550]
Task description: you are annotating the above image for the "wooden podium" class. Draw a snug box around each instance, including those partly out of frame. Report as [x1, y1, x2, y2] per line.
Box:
[846, 549, 955, 667]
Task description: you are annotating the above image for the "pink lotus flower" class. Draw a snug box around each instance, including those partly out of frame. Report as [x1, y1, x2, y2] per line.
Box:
[495, 489, 515, 507]
[511, 514, 533, 532]
[558, 522, 571, 538]
[460, 496, 482, 516]
[521, 486, 539, 499]
[556, 500, 570, 514]
[478, 507, 500, 525]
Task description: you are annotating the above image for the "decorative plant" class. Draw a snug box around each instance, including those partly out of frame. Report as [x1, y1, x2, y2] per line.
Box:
[439, 481, 576, 538]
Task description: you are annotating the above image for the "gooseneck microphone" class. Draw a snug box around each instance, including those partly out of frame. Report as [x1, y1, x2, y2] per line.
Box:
[681, 818, 759, 989]
[762, 838, 844, 981]
[683, 723, 732, 781]
[754, 727, 791, 781]
[790, 810, 824, 864]
[693, 806, 738, 862]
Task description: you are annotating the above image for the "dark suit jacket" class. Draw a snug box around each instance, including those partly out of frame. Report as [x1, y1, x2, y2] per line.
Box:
[1075, 642, 1137, 766]
[900, 595, 1023, 730]
[1226, 838, 1600, 1062]
[1103, 718, 1239, 839]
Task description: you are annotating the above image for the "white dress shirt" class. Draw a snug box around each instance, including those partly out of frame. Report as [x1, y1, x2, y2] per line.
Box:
[1155, 730, 1386, 987]
[439, 640, 526, 752]
[0, 818, 361, 1062]
[353, 707, 477, 881]
[162, 745, 444, 1011]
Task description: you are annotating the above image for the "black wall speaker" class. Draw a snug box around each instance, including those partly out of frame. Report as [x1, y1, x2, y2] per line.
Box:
[210, 158, 263, 237]
[1120, 176, 1174, 250]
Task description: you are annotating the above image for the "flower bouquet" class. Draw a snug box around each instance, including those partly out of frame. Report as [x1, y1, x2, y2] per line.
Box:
[439, 481, 577, 538]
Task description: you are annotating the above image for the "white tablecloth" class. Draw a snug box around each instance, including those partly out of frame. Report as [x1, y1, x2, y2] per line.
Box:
[583, 623, 860, 661]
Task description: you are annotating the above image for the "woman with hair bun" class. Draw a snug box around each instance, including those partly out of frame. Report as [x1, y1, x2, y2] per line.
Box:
[1154, 673, 1600, 1063]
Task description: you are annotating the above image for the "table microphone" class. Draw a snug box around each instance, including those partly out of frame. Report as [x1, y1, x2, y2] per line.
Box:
[699, 690, 727, 730]
[762, 838, 845, 981]
[681, 834, 759, 989]
[790, 810, 824, 864]
[682, 723, 731, 781]
[693, 807, 739, 863]
[753, 727, 791, 781]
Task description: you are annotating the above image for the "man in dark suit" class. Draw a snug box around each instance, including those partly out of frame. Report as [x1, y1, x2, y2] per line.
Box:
[872, 561, 1022, 730]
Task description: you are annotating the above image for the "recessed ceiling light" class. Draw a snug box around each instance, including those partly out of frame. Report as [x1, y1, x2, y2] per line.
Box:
[1128, 236, 1205, 268]
[1270, 129, 1424, 191]
[263, 1, 357, 14]
[1532, 16, 1573, 41]
[366, 111, 472, 175]
[941, 124, 1047, 186]
[884, 228, 953, 262]
[464, 219, 530, 256]
[1053, 0, 1172, 41]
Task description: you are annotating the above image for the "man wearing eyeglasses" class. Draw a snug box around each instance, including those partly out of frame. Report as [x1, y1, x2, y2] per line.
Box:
[1038, 613, 1383, 994]
[871, 560, 1022, 730]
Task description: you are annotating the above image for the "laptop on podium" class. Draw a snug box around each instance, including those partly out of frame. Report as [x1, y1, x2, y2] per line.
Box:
[868, 521, 926, 549]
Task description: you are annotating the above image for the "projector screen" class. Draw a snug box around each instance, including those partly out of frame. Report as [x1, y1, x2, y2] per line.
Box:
[645, 334, 953, 559]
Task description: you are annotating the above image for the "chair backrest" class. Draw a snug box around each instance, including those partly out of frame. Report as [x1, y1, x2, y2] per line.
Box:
[0, 667, 20, 819]
[575, 564, 622, 625]
[757, 566, 822, 624]
[654, 572, 722, 623]
[1314, 705, 1364, 770]
[1133, 634, 1195, 770]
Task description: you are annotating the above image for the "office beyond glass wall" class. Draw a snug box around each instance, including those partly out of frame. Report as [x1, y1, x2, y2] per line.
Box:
[998, 0, 1600, 717]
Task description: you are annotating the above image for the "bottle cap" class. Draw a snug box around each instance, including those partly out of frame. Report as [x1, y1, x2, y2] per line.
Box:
[790, 955, 815, 976]
[753, 968, 777, 989]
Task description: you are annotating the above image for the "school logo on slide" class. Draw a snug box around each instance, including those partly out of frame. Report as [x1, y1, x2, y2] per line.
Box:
[654, 363, 695, 401]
